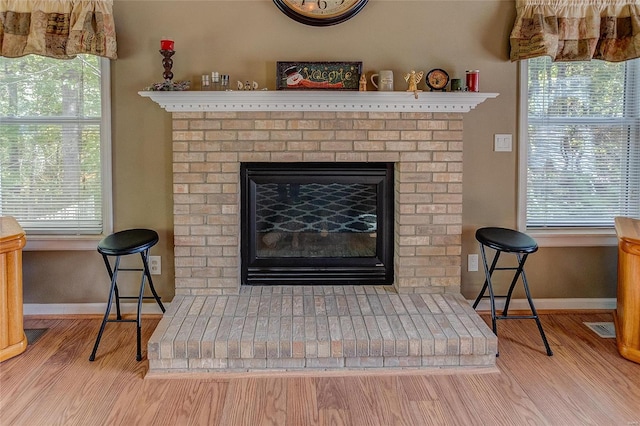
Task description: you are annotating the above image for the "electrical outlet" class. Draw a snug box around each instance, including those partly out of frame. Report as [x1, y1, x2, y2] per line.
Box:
[468, 254, 479, 272]
[149, 256, 161, 275]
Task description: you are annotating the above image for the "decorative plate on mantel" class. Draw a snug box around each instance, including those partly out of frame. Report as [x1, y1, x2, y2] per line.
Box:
[138, 91, 499, 114]
[143, 80, 191, 91]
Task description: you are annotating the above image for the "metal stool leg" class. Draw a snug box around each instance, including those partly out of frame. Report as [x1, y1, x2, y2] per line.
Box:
[475, 245, 501, 335]
[89, 256, 122, 361]
[141, 250, 165, 313]
[501, 253, 528, 316]
[472, 246, 501, 310]
[520, 265, 553, 356]
[479, 245, 501, 357]
[101, 254, 122, 320]
[126, 249, 165, 361]
[135, 256, 147, 361]
[472, 279, 488, 309]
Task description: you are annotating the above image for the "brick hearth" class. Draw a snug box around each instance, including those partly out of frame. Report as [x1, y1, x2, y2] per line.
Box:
[148, 286, 497, 373]
[141, 91, 499, 373]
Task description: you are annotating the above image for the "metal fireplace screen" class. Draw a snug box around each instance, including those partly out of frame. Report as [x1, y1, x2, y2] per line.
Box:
[241, 162, 394, 285]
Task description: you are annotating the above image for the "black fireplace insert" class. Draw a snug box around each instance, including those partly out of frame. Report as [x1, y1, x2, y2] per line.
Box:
[241, 162, 394, 285]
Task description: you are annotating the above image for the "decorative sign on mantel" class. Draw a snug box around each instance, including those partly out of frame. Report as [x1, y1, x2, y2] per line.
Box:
[276, 61, 362, 91]
[138, 91, 499, 113]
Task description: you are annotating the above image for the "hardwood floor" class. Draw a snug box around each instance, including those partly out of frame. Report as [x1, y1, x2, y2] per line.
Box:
[1, 312, 638, 425]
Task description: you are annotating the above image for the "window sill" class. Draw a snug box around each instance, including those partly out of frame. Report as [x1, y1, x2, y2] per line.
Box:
[24, 235, 104, 251]
[523, 228, 618, 247]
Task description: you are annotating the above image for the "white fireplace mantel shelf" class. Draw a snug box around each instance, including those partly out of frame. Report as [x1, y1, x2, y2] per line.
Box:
[138, 90, 499, 113]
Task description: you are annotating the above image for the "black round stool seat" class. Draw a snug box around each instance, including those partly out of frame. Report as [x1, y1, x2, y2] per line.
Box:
[475, 227, 538, 254]
[97, 229, 158, 256]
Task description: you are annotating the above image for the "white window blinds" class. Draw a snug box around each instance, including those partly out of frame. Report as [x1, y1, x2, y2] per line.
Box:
[0, 55, 104, 235]
[525, 57, 640, 228]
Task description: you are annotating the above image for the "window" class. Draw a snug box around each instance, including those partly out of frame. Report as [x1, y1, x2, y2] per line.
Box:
[519, 57, 640, 246]
[0, 55, 112, 249]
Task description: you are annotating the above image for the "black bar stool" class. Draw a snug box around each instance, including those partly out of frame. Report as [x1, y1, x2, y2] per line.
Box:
[472, 227, 553, 356]
[89, 229, 165, 361]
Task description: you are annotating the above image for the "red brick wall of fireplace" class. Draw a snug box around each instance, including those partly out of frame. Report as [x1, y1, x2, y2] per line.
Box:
[171, 111, 464, 295]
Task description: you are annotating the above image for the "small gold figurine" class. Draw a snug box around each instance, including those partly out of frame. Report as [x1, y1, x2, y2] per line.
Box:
[404, 70, 424, 95]
[359, 74, 367, 91]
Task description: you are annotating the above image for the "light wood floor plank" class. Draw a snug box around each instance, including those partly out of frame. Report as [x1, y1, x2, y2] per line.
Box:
[450, 374, 547, 425]
[220, 377, 288, 425]
[316, 377, 354, 425]
[397, 376, 452, 425]
[1, 313, 638, 425]
[422, 377, 484, 425]
[185, 381, 229, 426]
[286, 377, 320, 426]
[344, 376, 410, 426]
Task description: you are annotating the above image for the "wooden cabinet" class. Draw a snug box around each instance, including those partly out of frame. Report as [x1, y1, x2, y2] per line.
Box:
[614, 217, 640, 364]
[0, 217, 27, 362]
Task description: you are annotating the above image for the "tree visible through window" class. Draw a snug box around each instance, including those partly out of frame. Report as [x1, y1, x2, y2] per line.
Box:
[524, 57, 640, 229]
[0, 55, 107, 235]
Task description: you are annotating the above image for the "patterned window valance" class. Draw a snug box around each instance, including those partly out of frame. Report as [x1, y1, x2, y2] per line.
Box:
[510, 0, 640, 62]
[0, 0, 117, 59]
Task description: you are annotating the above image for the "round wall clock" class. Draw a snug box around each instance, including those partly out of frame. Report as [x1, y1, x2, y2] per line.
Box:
[425, 68, 449, 91]
[273, 0, 369, 27]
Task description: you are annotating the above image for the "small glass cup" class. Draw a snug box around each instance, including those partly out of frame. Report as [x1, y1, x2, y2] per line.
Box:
[201, 74, 210, 91]
[211, 72, 220, 91]
[221, 75, 229, 91]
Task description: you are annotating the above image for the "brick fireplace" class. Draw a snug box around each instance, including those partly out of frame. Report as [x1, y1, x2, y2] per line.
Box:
[141, 91, 499, 373]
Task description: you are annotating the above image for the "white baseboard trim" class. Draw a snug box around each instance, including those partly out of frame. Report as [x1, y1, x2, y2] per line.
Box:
[471, 298, 616, 312]
[24, 303, 164, 316]
[23, 298, 616, 316]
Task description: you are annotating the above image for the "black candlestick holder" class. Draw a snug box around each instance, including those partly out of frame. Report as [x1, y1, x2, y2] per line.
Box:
[160, 49, 175, 81]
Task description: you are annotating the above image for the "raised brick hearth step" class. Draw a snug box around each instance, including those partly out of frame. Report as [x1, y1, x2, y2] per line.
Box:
[147, 286, 497, 374]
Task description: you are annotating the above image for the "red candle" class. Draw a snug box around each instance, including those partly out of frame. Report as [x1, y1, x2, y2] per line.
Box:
[160, 38, 174, 51]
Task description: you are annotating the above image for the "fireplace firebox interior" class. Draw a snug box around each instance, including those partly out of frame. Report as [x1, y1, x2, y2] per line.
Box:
[241, 162, 394, 285]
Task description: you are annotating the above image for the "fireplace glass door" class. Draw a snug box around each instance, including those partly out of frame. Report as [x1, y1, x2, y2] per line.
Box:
[241, 163, 394, 285]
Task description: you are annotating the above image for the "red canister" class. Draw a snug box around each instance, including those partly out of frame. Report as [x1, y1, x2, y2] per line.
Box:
[466, 70, 479, 92]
